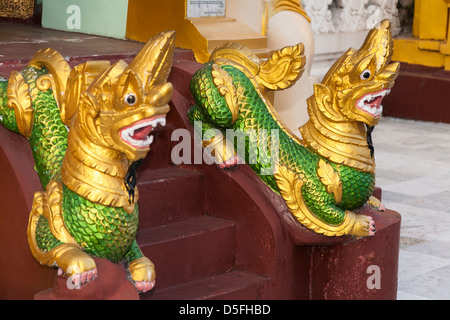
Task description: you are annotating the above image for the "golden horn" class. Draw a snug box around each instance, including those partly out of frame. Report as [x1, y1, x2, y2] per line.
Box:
[356, 19, 393, 72]
[126, 30, 176, 91]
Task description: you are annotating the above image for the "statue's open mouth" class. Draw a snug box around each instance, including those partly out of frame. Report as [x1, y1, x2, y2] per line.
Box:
[356, 89, 391, 118]
[119, 115, 166, 149]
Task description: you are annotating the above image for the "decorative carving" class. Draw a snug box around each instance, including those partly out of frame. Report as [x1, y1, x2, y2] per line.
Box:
[28, 48, 72, 115]
[6, 71, 33, 138]
[211, 63, 239, 123]
[274, 164, 359, 237]
[301, 19, 399, 173]
[258, 43, 306, 90]
[301, 0, 400, 34]
[0, 31, 176, 293]
[317, 159, 342, 204]
[189, 20, 399, 237]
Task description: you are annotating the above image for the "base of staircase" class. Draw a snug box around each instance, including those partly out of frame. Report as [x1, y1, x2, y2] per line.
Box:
[142, 270, 268, 300]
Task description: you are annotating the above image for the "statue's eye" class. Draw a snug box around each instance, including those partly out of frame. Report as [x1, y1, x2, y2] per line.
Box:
[124, 93, 137, 106]
[360, 69, 372, 80]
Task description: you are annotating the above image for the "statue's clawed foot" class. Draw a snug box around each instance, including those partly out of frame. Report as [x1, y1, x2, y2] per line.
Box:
[134, 279, 156, 293]
[51, 243, 98, 288]
[349, 214, 376, 237]
[218, 154, 240, 169]
[58, 266, 98, 287]
[367, 195, 386, 212]
[128, 257, 156, 293]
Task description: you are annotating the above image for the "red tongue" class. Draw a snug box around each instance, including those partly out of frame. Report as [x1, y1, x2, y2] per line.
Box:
[132, 125, 152, 140]
[368, 96, 383, 108]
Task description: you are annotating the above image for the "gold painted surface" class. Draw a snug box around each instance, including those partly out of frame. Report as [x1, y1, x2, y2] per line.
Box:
[202, 134, 237, 164]
[367, 195, 383, 210]
[273, 164, 376, 237]
[22, 30, 175, 282]
[28, 48, 72, 113]
[62, 125, 136, 211]
[13, 32, 173, 212]
[210, 41, 306, 147]
[42, 180, 77, 244]
[6, 71, 33, 138]
[126, 0, 267, 63]
[0, 0, 34, 19]
[58, 31, 175, 210]
[28, 198, 95, 274]
[210, 43, 261, 76]
[210, 42, 305, 92]
[27, 179, 82, 272]
[204, 22, 396, 237]
[126, 0, 208, 62]
[62, 61, 112, 126]
[317, 159, 342, 204]
[300, 20, 400, 173]
[258, 43, 305, 90]
[211, 63, 239, 123]
[128, 257, 156, 282]
[414, 0, 447, 40]
[392, 38, 446, 68]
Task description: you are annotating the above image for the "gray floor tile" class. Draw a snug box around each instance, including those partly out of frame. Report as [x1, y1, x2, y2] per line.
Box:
[374, 117, 450, 300]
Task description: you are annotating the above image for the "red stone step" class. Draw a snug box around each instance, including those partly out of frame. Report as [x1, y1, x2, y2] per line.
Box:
[138, 124, 178, 170]
[137, 215, 236, 290]
[137, 166, 205, 228]
[142, 270, 268, 300]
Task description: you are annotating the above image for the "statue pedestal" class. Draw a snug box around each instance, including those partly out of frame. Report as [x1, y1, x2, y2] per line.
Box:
[383, 62, 450, 123]
[309, 208, 401, 299]
[34, 258, 139, 300]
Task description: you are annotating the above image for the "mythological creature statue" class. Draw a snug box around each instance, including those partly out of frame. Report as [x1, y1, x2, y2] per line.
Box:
[189, 20, 399, 237]
[0, 31, 175, 292]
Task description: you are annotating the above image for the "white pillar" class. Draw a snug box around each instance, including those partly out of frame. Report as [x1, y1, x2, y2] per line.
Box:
[266, 8, 316, 135]
[226, 0, 265, 33]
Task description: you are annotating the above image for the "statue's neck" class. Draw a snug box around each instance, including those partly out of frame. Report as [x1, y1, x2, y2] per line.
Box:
[61, 119, 137, 213]
[300, 95, 375, 173]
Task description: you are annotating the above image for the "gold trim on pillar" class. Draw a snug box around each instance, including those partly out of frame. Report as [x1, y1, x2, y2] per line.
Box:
[274, 164, 357, 237]
[262, 0, 311, 35]
[271, 0, 311, 22]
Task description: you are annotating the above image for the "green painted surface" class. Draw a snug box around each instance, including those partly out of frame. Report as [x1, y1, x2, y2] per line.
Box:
[189, 62, 375, 227]
[42, 0, 128, 39]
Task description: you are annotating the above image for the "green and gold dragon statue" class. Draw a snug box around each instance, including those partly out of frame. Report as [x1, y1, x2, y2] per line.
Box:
[0, 31, 175, 292]
[189, 20, 400, 237]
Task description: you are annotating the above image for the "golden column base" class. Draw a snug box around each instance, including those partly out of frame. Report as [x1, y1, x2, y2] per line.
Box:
[126, 0, 268, 63]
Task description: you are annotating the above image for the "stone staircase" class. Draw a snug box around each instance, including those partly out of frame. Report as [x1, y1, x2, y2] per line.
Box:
[0, 23, 402, 300]
[130, 59, 269, 300]
[135, 167, 267, 300]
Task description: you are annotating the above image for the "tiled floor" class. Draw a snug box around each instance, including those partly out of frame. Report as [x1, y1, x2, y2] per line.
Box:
[373, 117, 450, 300]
